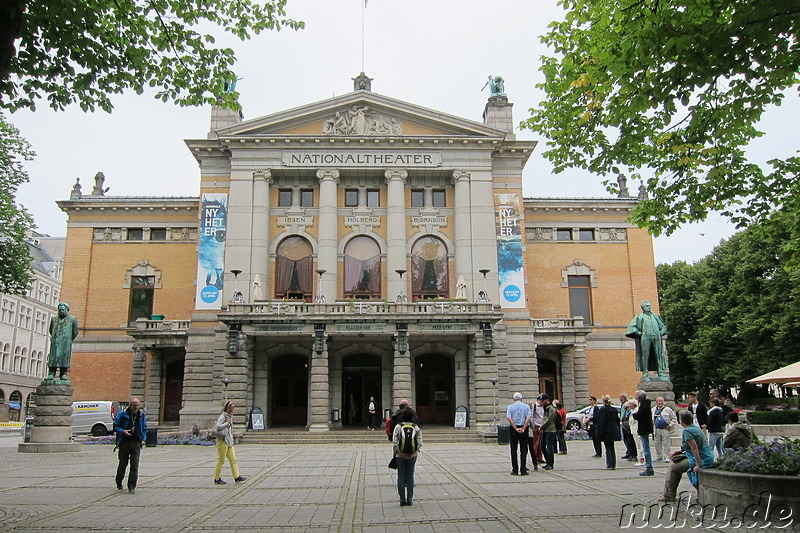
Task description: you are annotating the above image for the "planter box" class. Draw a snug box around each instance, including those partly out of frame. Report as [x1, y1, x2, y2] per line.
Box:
[698, 469, 800, 531]
[751, 424, 800, 438]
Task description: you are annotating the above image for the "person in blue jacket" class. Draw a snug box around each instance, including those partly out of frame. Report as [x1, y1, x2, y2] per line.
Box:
[114, 398, 147, 494]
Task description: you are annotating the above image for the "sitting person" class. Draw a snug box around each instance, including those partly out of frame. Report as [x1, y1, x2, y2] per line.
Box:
[723, 412, 756, 451]
[658, 410, 715, 503]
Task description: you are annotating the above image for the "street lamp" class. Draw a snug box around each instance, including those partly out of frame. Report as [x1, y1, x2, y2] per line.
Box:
[490, 377, 498, 427]
[221, 377, 230, 400]
[230, 269, 244, 303]
[478, 269, 490, 302]
[315, 269, 327, 303]
[395, 269, 407, 303]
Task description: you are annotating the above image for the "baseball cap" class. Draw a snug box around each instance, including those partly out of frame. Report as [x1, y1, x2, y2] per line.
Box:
[539, 394, 550, 401]
[513, 393, 523, 400]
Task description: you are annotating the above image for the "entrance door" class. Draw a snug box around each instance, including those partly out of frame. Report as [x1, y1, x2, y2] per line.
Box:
[342, 354, 381, 427]
[162, 358, 184, 422]
[271, 354, 308, 426]
[414, 353, 453, 424]
[538, 358, 560, 401]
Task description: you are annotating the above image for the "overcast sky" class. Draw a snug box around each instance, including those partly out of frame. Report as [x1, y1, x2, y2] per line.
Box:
[10, 0, 797, 264]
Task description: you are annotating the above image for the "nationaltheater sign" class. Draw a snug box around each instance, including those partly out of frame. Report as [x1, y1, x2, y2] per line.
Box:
[282, 151, 442, 167]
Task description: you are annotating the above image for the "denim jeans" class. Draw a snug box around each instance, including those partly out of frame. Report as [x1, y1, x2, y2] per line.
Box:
[708, 432, 724, 458]
[639, 435, 653, 471]
[396, 455, 417, 503]
[542, 431, 556, 467]
[556, 430, 567, 453]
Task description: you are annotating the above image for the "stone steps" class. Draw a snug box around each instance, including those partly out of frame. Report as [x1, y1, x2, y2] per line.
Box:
[239, 426, 483, 445]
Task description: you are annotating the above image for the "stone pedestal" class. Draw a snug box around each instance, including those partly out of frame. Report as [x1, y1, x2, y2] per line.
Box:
[18, 383, 82, 453]
[637, 379, 676, 408]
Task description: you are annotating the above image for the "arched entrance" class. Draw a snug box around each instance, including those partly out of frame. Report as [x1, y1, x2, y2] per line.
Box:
[271, 354, 308, 426]
[414, 353, 453, 424]
[342, 354, 381, 427]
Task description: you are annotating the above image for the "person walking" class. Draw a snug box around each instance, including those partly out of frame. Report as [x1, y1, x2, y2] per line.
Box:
[367, 397, 377, 430]
[114, 397, 147, 494]
[213, 401, 246, 485]
[595, 394, 621, 470]
[706, 398, 726, 458]
[658, 411, 715, 502]
[392, 407, 422, 506]
[554, 400, 568, 455]
[653, 396, 677, 462]
[632, 390, 654, 476]
[539, 394, 557, 470]
[506, 392, 532, 475]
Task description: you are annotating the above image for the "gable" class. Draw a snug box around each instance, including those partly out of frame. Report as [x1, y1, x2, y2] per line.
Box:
[216, 91, 506, 139]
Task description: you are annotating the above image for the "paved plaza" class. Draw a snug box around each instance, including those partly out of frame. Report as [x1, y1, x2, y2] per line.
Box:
[0, 437, 700, 532]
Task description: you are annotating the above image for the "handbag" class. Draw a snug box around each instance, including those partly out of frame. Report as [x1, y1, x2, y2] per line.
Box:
[388, 455, 398, 469]
[670, 451, 687, 463]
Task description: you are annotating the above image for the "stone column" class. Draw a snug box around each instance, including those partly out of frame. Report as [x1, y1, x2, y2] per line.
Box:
[452, 170, 474, 297]
[392, 344, 412, 407]
[225, 169, 256, 302]
[317, 169, 340, 300]
[558, 345, 577, 411]
[19, 383, 81, 452]
[145, 350, 162, 427]
[385, 169, 408, 300]
[250, 170, 272, 299]
[471, 337, 500, 436]
[223, 332, 251, 431]
[572, 343, 590, 408]
[130, 344, 147, 401]
[308, 339, 330, 432]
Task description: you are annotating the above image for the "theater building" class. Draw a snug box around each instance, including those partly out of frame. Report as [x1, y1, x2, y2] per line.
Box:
[57, 75, 659, 434]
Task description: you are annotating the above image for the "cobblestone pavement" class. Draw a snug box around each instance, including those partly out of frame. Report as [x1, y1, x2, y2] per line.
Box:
[0, 439, 704, 532]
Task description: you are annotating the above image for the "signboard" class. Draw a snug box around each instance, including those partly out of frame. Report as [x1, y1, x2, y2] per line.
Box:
[454, 405, 468, 428]
[411, 215, 448, 227]
[277, 215, 313, 227]
[254, 324, 304, 332]
[335, 323, 387, 333]
[494, 193, 527, 308]
[283, 150, 442, 167]
[344, 215, 380, 227]
[251, 413, 264, 430]
[195, 193, 228, 309]
[418, 322, 469, 332]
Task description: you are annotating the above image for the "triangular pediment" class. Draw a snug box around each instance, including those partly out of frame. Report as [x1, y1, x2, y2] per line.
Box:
[216, 91, 506, 138]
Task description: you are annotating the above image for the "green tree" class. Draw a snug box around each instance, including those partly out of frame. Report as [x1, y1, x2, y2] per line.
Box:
[0, 112, 34, 295]
[657, 223, 800, 395]
[0, 0, 304, 112]
[524, 0, 800, 248]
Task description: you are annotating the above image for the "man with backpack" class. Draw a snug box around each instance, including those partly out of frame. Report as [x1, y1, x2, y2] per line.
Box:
[386, 399, 418, 441]
[392, 407, 422, 506]
[539, 394, 557, 470]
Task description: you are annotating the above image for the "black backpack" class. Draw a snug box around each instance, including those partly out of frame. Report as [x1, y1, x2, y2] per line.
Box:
[399, 423, 418, 454]
[552, 406, 563, 431]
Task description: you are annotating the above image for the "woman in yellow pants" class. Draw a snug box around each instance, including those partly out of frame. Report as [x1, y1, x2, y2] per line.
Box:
[214, 401, 246, 485]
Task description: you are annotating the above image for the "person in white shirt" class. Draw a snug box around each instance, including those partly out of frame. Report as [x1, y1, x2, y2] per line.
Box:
[653, 396, 677, 462]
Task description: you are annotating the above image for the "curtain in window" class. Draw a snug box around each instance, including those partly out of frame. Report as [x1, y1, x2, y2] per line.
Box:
[411, 236, 448, 296]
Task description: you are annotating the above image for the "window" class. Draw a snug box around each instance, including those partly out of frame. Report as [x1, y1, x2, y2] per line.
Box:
[278, 189, 292, 207]
[127, 228, 143, 241]
[366, 189, 380, 207]
[579, 228, 595, 241]
[411, 190, 424, 207]
[345, 189, 358, 207]
[432, 190, 446, 207]
[129, 275, 155, 325]
[557, 228, 572, 241]
[274, 237, 313, 301]
[343, 236, 381, 299]
[411, 236, 449, 301]
[151, 228, 168, 241]
[568, 275, 592, 324]
[300, 189, 314, 207]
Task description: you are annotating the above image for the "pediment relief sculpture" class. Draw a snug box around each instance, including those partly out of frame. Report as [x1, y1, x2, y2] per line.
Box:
[323, 105, 402, 136]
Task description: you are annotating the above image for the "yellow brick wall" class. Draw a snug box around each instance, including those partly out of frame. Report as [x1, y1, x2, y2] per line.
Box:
[71, 352, 133, 403]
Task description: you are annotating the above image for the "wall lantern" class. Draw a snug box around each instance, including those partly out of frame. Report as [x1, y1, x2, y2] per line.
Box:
[396, 322, 408, 354]
[314, 323, 326, 354]
[227, 324, 241, 355]
[480, 321, 493, 354]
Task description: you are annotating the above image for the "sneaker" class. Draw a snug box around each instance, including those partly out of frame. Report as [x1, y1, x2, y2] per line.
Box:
[510, 471, 519, 476]
[628, 457, 638, 462]
[520, 470, 529, 476]
[128, 488, 136, 495]
[636, 462, 646, 467]
[591, 454, 601, 458]
[543, 465, 553, 470]
[407, 500, 413, 506]
[116, 484, 123, 491]
[214, 478, 227, 485]
[663, 459, 671, 463]
[234, 476, 246, 483]
[639, 470, 654, 476]
[400, 501, 407, 506]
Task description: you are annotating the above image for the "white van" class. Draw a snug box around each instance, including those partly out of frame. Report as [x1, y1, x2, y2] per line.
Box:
[71, 401, 116, 436]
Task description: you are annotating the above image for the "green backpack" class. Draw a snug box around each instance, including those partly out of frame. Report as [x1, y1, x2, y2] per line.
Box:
[399, 423, 418, 454]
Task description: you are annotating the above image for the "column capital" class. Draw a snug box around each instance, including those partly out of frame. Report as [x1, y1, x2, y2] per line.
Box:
[451, 170, 471, 184]
[384, 169, 408, 183]
[316, 169, 340, 183]
[253, 169, 272, 183]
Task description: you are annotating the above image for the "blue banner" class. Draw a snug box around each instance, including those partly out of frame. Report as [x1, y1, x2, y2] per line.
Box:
[195, 193, 228, 309]
[494, 193, 526, 308]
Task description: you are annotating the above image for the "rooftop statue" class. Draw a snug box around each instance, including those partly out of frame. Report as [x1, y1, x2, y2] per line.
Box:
[483, 75, 506, 97]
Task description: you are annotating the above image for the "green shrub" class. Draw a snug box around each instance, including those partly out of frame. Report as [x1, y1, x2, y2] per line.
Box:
[746, 410, 800, 425]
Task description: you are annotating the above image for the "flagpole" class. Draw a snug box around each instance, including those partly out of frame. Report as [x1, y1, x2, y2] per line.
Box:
[361, 0, 365, 73]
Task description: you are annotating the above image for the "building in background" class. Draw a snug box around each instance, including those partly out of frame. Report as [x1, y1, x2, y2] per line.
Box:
[0, 233, 64, 422]
[56, 76, 659, 433]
